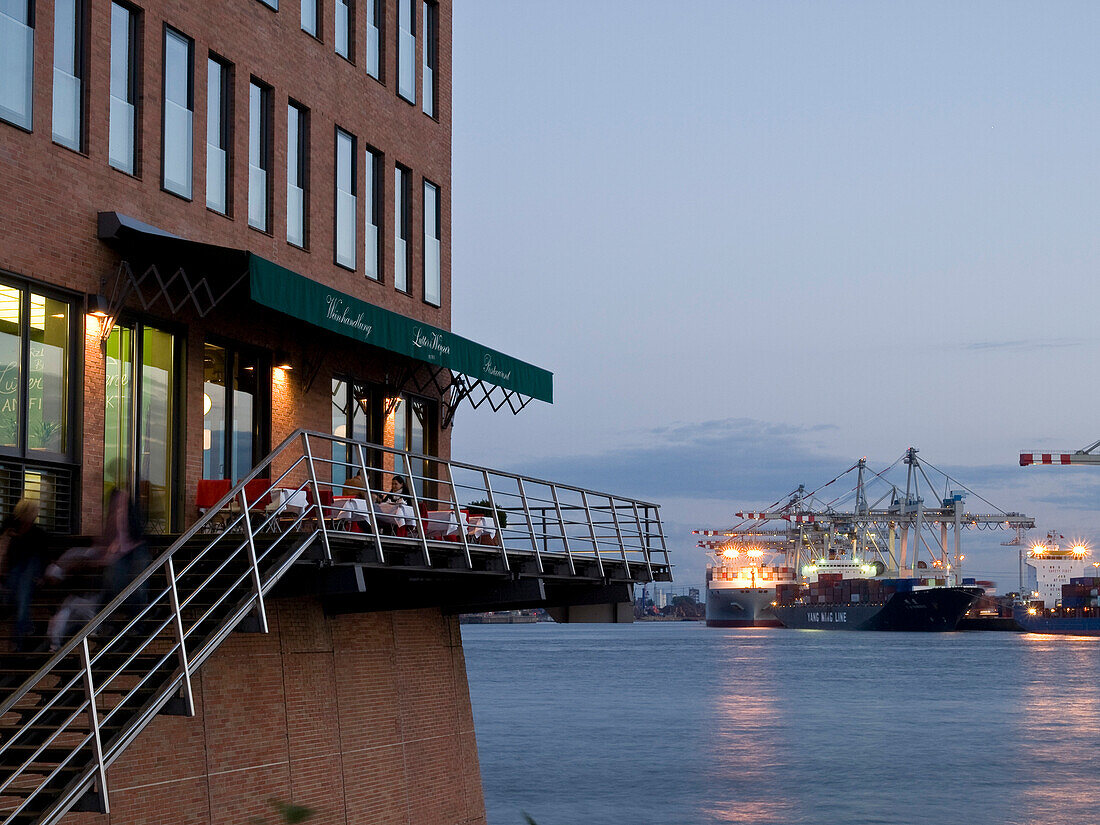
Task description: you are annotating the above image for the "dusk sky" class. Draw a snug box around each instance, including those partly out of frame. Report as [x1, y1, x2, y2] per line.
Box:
[448, 1, 1100, 587]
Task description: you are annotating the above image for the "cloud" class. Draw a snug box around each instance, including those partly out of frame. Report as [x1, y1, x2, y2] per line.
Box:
[960, 337, 1091, 352]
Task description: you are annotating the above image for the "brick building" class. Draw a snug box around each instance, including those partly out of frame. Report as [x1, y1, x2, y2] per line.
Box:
[0, 0, 565, 823]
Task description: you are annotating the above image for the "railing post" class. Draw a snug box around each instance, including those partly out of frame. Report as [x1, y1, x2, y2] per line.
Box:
[630, 501, 655, 581]
[608, 497, 631, 578]
[356, 442, 385, 564]
[166, 556, 195, 716]
[549, 485, 576, 575]
[481, 470, 510, 572]
[444, 461, 473, 569]
[652, 506, 672, 574]
[579, 490, 605, 578]
[398, 454, 432, 567]
[302, 433, 332, 562]
[515, 477, 543, 573]
[80, 637, 110, 814]
[238, 485, 269, 633]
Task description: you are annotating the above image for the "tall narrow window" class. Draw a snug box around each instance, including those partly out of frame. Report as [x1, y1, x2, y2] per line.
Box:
[248, 80, 271, 231]
[335, 0, 351, 59]
[287, 102, 308, 247]
[396, 0, 414, 102]
[52, 0, 84, 150]
[364, 149, 380, 280]
[364, 0, 380, 78]
[422, 2, 436, 117]
[109, 2, 137, 173]
[206, 56, 231, 214]
[423, 180, 440, 306]
[335, 128, 356, 269]
[0, 0, 34, 130]
[301, 0, 317, 35]
[162, 27, 194, 198]
[394, 165, 409, 291]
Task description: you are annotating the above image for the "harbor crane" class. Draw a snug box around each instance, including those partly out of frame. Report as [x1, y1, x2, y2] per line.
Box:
[1020, 439, 1100, 466]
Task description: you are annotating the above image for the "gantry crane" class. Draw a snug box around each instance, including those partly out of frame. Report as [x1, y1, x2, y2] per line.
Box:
[1020, 439, 1100, 466]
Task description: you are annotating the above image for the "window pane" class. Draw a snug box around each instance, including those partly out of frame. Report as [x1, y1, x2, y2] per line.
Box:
[423, 182, 440, 306]
[287, 105, 305, 246]
[331, 379, 348, 487]
[232, 352, 256, 482]
[397, 0, 415, 102]
[104, 325, 133, 498]
[27, 294, 67, 453]
[336, 130, 356, 268]
[335, 0, 349, 58]
[0, 285, 22, 449]
[109, 3, 135, 173]
[0, 0, 34, 129]
[301, 0, 317, 35]
[364, 151, 379, 280]
[140, 326, 174, 531]
[365, 0, 379, 77]
[206, 59, 228, 213]
[249, 83, 268, 230]
[163, 31, 193, 198]
[394, 167, 407, 291]
[202, 344, 226, 478]
[52, 0, 82, 150]
[422, 2, 434, 116]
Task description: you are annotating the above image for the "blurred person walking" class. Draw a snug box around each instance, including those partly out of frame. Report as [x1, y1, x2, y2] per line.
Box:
[0, 499, 50, 652]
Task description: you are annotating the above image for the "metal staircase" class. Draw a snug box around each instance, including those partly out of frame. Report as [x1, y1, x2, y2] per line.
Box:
[0, 430, 669, 825]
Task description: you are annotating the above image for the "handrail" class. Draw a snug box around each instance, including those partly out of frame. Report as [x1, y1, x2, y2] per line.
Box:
[0, 428, 669, 825]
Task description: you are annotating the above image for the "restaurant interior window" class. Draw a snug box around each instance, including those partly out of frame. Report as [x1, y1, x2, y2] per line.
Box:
[206, 56, 231, 214]
[335, 0, 351, 60]
[0, 282, 77, 532]
[248, 79, 272, 231]
[105, 322, 180, 532]
[203, 342, 267, 483]
[335, 127, 356, 269]
[162, 26, 194, 198]
[287, 101, 308, 247]
[390, 395, 430, 497]
[52, 0, 85, 151]
[109, 2, 137, 174]
[0, 0, 34, 130]
[364, 148, 380, 280]
[364, 0, 380, 78]
[423, 179, 440, 305]
[394, 165, 409, 291]
[421, 1, 435, 117]
[300, 0, 316, 35]
[396, 0, 414, 102]
[331, 378, 372, 489]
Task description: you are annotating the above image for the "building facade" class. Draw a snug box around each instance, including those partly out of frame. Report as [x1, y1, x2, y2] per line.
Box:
[0, 2, 557, 823]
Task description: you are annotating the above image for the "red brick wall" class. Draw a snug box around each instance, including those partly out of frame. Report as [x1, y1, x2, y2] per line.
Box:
[63, 601, 485, 825]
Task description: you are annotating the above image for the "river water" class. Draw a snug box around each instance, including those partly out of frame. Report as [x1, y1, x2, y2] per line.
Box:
[461, 622, 1100, 825]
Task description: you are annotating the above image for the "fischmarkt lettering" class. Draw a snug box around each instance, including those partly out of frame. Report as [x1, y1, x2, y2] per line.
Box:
[325, 295, 373, 337]
[483, 355, 512, 382]
[412, 327, 451, 358]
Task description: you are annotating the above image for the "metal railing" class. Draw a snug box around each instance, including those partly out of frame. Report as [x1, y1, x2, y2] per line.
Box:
[0, 430, 668, 825]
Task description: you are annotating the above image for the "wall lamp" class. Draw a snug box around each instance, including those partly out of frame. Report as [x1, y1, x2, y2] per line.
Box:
[274, 350, 294, 371]
[87, 293, 110, 318]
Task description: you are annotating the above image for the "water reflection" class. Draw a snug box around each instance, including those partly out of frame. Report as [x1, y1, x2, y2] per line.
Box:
[701, 632, 794, 823]
[1014, 634, 1100, 824]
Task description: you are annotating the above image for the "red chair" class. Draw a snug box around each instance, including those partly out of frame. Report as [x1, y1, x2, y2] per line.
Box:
[243, 478, 272, 511]
[197, 479, 232, 515]
[306, 487, 336, 528]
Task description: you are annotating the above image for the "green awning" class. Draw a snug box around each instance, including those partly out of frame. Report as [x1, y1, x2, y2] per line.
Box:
[248, 254, 553, 403]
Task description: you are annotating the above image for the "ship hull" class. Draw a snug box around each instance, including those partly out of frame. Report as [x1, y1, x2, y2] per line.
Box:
[773, 587, 982, 631]
[1012, 607, 1100, 635]
[706, 585, 783, 627]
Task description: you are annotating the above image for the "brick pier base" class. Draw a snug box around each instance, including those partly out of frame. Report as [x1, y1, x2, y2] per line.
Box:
[64, 600, 486, 825]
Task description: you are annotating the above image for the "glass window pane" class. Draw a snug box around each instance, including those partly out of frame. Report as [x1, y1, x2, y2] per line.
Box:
[249, 83, 268, 230]
[365, 0, 379, 78]
[206, 60, 228, 213]
[395, 167, 407, 291]
[423, 182, 440, 306]
[335, 0, 349, 58]
[364, 151, 379, 280]
[422, 2, 434, 116]
[109, 3, 134, 173]
[52, 0, 82, 150]
[203, 344, 226, 478]
[397, 0, 415, 102]
[287, 105, 305, 246]
[336, 130, 356, 267]
[331, 379, 348, 487]
[27, 294, 67, 453]
[0, 0, 34, 129]
[104, 324, 133, 502]
[140, 327, 174, 531]
[0, 285, 22, 449]
[232, 352, 256, 483]
[163, 30, 193, 198]
[301, 0, 317, 35]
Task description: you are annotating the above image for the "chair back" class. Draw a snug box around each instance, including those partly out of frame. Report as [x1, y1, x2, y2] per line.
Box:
[243, 478, 273, 510]
[197, 479, 232, 510]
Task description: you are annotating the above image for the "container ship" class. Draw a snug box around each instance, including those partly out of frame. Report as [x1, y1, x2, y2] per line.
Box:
[697, 448, 1033, 632]
[1012, 536, 1100, 634]
[703, 540, 796, 627]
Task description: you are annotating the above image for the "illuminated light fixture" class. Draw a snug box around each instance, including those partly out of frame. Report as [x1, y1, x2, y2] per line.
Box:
[87, 293, 110, 318]
[274, 350, 293, 371]
[203, 392, 212, 416]
[721, 548, 738, 559]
